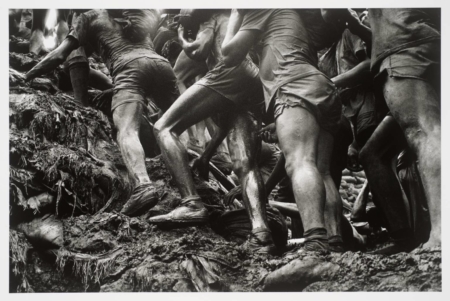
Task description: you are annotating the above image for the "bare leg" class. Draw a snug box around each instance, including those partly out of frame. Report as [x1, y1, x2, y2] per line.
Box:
[113, 101, 160, 216]
[227, 112, 269, 232]
[154, 85, 231, 198]
[317, 128, 343, 250]
[276, 107, 328, 251]
[206, 117, 231, 157]
[113, 102, 150, 184]
[359, 115, 413, 253]
[382, 76, 441, 247]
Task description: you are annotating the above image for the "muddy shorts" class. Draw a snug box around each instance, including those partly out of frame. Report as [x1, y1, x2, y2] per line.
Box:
[194, 59, 264, 114]
[375, 41, 440, 93]
[272, 72, 342, 136]
[258, 143, 281, 181]
[111, 56, 180, 112]
[341, 85, 382, 142]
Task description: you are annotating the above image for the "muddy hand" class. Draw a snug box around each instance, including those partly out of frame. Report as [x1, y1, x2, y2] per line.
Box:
[258, 123, 278, 143]
[224, 185, 243, 206]
[347, 144, 363, 172]
[192, 157, 210, 181]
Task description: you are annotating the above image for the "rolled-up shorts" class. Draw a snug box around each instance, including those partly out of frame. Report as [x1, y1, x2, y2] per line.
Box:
[273, 71, 342, 136]
[375, 41, 440, 93]
[342, 86, 382, 139]
[111, 56, 180, 112]
[194, 59, 264, 116]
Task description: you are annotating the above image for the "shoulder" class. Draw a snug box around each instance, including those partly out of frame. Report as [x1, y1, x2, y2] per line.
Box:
[240, 9, 273, 31]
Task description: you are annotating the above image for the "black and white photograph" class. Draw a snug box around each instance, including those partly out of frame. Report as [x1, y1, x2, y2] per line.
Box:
[5, 0, 446, 295]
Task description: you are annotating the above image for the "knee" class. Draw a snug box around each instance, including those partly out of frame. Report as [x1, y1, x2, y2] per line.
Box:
[116, 125, 138, 143]
[284, 154, 315, 178]
[153, 119, 164, 138]
[153, 119, 173, 141]
[232, 157, 252, 179]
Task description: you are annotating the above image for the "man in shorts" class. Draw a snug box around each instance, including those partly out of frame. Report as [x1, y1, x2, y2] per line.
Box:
[25, 9, 180, 216]
[222, 9, 344, 252]
[151, 10, 277, 253]
[332, 8, 441, 249]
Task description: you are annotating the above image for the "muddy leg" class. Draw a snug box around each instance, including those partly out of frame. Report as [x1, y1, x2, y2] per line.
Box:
[359, 115, 413, 252]
[317, 128, 343, 251]
[151, 85, 231, 226]
[113, 102, 149, 184]
[227, 112, 275, 252]
[276, 106, 328, 251]
[381, 76, 441, 248]
[154, 86, 230, 198]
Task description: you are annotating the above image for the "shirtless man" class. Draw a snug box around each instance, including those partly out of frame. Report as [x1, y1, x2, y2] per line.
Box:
[221, 9, 343, 252]
[328, 8, 441, 248]
[24, 9, 180, 216]
[151, 10, 277, 253]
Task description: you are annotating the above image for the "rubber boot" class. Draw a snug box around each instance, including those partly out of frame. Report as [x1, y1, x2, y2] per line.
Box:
[68, 60, 90, 106]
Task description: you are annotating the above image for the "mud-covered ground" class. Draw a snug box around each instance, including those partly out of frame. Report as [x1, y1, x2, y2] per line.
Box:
[9, 38, 441, 293]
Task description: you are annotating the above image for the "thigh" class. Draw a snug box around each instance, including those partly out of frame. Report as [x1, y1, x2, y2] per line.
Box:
[112, 100, 143, 133]
[275, 106, 320, 164]
[382, 76, 440, 138]
[317, 128, 334, 175]
[156, 84, 232, 136]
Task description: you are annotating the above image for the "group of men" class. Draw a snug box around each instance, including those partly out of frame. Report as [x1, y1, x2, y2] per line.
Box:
[21, 8, 440, 255]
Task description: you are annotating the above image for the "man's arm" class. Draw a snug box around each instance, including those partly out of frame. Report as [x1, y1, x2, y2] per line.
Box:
[321, 9, 372, 49]
[221, 9, 257, 67]
[332, 59, 371, 88]
[178, 23, 214, 62]
[25, 37, 79, 81]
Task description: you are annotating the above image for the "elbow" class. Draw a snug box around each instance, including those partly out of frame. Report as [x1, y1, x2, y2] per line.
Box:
[222, 44, 244, 67]
[184, 49, 208, 62]
[222, 52, 241, 67]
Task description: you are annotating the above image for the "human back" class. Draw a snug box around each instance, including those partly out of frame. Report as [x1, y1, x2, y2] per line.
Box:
[71, 9, 162, 74]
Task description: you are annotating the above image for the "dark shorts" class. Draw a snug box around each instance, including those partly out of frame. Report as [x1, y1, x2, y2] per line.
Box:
[111, 57, 180, 112]
[194, 59, 264, 110]
[272, 72, 342, 136]
[375, 41, 440, 93]
[342, 86, 382, 140]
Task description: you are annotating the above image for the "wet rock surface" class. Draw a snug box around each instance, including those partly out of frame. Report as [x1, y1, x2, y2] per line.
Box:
[9, 45, 441, 293]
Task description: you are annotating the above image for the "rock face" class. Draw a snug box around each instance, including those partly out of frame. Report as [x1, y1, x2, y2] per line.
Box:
[9, 43, 441, 293]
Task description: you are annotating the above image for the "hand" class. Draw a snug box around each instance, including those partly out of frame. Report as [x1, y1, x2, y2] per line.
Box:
[223, 185, 243, 206]
[345, 9, 364, 34]
[9, 69, 27, 85]
[192, 156, 210, 181]
[347, 144, 363, 172]
[177, 24, 185, 39]
[258, 123, 278, 143]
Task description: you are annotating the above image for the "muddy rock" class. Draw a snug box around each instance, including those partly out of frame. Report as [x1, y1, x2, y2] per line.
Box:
[16, 214, 63, 249]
